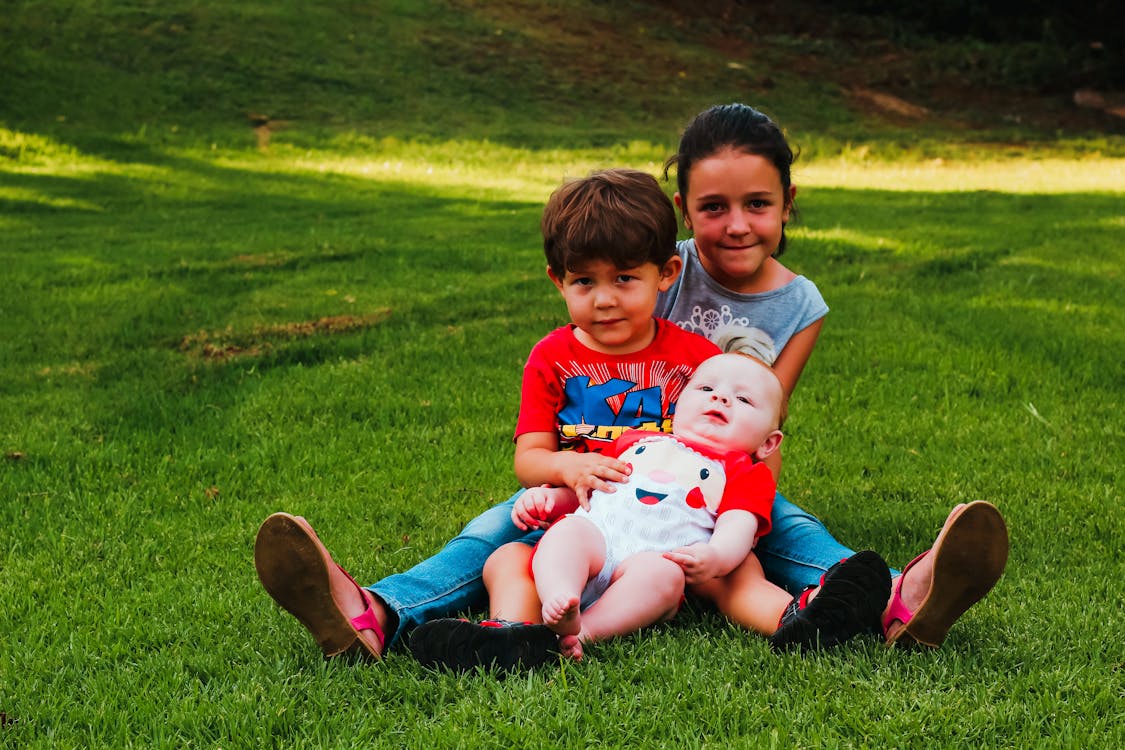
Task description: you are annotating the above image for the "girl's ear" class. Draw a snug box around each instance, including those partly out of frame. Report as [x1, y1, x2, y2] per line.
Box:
[674, 192, 692, 231]
[754, 431, 783, 461]
[782, 184, 797, 223]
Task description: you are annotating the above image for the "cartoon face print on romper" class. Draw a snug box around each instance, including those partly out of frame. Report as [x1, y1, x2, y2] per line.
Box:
[619, 436, 726, 512]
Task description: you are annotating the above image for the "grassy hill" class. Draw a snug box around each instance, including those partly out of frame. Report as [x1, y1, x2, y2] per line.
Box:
[2, 0, 1121, 155]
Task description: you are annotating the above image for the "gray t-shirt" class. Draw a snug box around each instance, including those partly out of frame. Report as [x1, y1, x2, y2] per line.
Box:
[656, 239, 829, 364]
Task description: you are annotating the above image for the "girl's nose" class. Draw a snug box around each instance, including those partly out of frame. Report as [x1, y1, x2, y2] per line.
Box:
[726, 210, 750, 235]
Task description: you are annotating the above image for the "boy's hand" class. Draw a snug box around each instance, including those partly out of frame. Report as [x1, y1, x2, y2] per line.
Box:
[562, 454, 631, 510]
[663, 544, 724, 584]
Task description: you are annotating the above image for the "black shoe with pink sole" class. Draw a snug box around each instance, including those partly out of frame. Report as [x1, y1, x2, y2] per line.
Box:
[769, 550, 891, 653]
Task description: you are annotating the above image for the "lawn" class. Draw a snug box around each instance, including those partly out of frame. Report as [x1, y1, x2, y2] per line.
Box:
[2, 2, 1123, 748]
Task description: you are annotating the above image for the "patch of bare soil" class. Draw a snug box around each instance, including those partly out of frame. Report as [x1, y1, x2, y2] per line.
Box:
[178, 310, 392, 362]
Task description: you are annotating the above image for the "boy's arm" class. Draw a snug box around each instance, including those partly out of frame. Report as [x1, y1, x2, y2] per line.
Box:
[663, 510, 759, 584]
[514, 432, 631, 506]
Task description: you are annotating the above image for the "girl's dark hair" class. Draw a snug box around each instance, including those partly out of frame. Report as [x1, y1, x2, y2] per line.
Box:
[663, 103, 796, 256]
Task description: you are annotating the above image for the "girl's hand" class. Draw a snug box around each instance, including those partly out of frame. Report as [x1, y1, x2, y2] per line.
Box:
[663, 544, 723, 584]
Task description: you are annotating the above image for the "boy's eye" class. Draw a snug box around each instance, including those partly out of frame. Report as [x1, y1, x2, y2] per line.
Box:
[572, 277, 593, 286]
[616, 274, 636, 284]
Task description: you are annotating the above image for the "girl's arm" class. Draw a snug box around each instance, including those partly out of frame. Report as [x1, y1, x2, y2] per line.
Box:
[514, 432, 631, 504]
[765, 318, 824, 480]
[772, 318, 824, 400]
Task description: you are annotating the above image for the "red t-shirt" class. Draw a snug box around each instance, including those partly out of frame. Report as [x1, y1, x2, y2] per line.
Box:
[515, 319, 721, 453]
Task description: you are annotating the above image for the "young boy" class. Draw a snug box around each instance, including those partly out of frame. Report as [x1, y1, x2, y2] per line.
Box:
[255, 169, 718, 663]
[407, 176, 890, 668]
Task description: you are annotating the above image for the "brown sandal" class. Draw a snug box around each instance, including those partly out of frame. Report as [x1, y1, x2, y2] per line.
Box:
[884, 501, 1009, 647]
[254, 512, 386, 659]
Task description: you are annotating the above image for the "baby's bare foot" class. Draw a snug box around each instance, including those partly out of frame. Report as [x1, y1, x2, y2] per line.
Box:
[542, 594, 581, 636]
[558, 634, 584, 660]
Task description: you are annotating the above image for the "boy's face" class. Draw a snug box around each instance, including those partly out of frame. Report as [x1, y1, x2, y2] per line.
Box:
[548, 256, 681, 356]
[673, 354, 783, 459]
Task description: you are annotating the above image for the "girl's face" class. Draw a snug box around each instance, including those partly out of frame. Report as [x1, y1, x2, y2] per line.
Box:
[675, 148, 794, 293]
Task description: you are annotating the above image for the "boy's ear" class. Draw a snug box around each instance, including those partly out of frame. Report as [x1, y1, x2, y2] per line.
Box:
[546, 265, 565, 292]
[659, 254, 683, 291]
[754, 430, 783, 462]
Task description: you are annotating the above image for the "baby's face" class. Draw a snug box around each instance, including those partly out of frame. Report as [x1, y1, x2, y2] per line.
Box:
[673, 354, 783, 457]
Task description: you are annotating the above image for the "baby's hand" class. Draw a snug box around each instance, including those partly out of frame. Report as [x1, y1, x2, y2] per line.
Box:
[512, 485, 559, 531]
[563, 454, 631, 510]
[663, 544, 722, 584]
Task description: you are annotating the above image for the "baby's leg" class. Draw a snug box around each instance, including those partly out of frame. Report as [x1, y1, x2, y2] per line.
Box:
[567, 551, 686, 657]
[530, 516, 605, 636]
[691, 551, 792, 635]
[483, 542, 540, 622]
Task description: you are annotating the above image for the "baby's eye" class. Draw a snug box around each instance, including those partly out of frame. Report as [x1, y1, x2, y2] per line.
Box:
[697, 385, 713, 392]
[737, 396, 751, 404]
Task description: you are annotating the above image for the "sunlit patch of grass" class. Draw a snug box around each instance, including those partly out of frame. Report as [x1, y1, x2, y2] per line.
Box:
[798, 157, 1125, 193]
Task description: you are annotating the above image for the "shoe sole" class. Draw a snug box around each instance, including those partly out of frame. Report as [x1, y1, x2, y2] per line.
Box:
[409, 618, 559, 672]
[254, 512, 380, 660]
[888, 501, 1009, 648]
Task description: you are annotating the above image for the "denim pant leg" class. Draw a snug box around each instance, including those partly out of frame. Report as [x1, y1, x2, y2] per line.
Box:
[755, 492, 857, 595]
[367, 490, 543, 648]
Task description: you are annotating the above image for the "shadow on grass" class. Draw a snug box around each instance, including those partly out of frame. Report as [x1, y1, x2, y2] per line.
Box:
[4, 132, 1122, 456]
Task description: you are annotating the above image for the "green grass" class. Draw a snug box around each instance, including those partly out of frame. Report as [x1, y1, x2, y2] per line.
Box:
[2, 2, 1124, 748]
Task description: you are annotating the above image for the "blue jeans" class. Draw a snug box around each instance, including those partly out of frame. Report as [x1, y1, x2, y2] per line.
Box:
[369, 491, 857, 647]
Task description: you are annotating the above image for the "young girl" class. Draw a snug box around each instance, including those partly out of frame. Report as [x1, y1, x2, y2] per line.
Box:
[254, 104, 1009, 669]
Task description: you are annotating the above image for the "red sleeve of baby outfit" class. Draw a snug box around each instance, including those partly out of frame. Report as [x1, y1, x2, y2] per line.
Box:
[715, 458, 777, 538]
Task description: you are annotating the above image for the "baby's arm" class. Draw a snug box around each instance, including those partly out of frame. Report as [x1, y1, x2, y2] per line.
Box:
[514, 431, 631, 505]
[512, 485, 580, 531]
[663, 509, 759, 584]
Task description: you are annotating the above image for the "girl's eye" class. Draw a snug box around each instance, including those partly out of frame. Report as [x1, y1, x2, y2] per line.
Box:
[748, 199, 769, 210]
[701, 202, 723, 213]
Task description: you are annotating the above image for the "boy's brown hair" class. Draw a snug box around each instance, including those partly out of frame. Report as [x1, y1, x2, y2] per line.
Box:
[541, 168, 678, 278]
